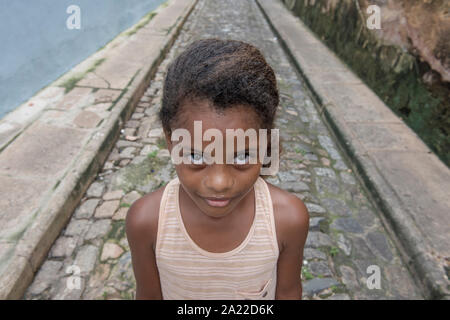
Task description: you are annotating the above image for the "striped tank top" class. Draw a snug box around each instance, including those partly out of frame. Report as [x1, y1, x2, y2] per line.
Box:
[155, 176, 279, 300]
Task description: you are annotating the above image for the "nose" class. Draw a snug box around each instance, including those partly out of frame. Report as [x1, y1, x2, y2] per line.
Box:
[203, 165, 234, 194]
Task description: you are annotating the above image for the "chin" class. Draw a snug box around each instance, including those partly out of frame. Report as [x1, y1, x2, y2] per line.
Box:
[198, 200, 236, 219]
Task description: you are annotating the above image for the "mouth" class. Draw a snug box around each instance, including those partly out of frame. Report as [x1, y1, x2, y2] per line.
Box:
[201, 196, 233, 208]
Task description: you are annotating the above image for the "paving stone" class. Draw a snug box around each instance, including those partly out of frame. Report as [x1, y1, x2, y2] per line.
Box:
[85, 220, 111, 240]
[309, 217, 325, 231]
[119, 159, 131, 167]
[144, 107, 158, 117]
[83, 263, 112, 299]
[314, 167, 336, 179]
[337, 233, 352, 256]
[131, 113, 144, 120]
[122, 191, 141, 206]
[116, 140, 143, 149]
[308, 261, 333, 277]
[321, 198, 352, 216]
[339, 265, 359, 290]
[119, 147, 136, 159]
[304, 153, 318, 161]
[123, 128, 136, 136]
[300, 114, 309, 123]
[140, 95, 152, 102]
[26, 260, 63, 295]
[73, 245, 99, 276]
[106, 150, 120, 162]
[125, 120, 140, 128]
[305, 203, 326, 214]
[340, 171, 356, 185]
[351, 237, 374, 263]
[148, 128, 163, 138]
[294, 192, 318, 204]
[74, 199, 100, 219]
[291, 169, 311, 177]
[330, 218, 364, 233]
[303, 248, 327, 261]
[106, 251, 134, 293]
[277, 171, 298, 182]
[355, 206, 376, 227]
[64, 219, 90, 237]
[50, 236, 78, 258]
[366, 231, 393, 262]
[140, 144, 159, 156]
[53, 276, 86, 300]
[279, 181, 310, 192]
[303, 278, 339, 296]
[318, 135, 341, 160]
[100, 243, 124, 262]
[119, 237, 130, 251]
[320, 158, 331, 166]
[157, 149, 171, 159]
[306, 232, 333, 248]
[103, 190, 124, 201]
[135, 177, 161, 194]
[327, 293, 351, 300]
[86, 182, 106, 198]
[315, 176, 340, 195]
[130, 155, 146, 165]
[124, 136, 140, 143]
[286, 109, 298, 116]
[333, 159, 349, 170]
[103, 162, 114, 170]
[112, 207, 128, 221]
[94, 200, 120, 219]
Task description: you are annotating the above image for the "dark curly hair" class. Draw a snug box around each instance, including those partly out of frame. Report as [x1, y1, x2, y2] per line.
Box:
[159, 38, 279, 134]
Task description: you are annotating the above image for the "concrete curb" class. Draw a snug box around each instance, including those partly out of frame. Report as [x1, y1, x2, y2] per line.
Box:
[0, 0, 198, 299]
[257, 0, 449, 299]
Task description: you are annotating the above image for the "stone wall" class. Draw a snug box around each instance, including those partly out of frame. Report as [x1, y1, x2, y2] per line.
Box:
[283, 0, 449, 165]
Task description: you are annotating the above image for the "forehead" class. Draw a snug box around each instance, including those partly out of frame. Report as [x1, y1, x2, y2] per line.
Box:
[174, 98, 261, 133]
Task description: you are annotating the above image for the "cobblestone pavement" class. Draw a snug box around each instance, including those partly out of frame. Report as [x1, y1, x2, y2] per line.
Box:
[24, 0, 423, 300]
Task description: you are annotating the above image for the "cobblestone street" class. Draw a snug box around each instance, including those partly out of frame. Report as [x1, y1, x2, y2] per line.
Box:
[24, 0, 422, 300]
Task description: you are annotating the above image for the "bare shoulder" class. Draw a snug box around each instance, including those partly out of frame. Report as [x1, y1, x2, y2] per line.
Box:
[125, 184, 167, 250]
[265, 180, 310, 251]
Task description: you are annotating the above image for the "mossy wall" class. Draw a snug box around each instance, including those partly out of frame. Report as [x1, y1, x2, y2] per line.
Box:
[284, 0, 449, 166]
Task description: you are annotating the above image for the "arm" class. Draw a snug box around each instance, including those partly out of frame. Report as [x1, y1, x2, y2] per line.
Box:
[274, 193, 309, 300]
[125, 192, 163, 300]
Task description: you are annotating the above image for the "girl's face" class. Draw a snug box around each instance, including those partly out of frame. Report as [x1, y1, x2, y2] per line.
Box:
[165, 99, 264, 219]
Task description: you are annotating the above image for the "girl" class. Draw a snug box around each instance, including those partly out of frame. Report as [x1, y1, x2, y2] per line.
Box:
[126, 39, 309, 300]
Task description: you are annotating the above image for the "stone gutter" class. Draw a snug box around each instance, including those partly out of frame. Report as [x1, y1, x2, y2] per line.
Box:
[257, 0, 449, 299]
[0, 0, 198, 299]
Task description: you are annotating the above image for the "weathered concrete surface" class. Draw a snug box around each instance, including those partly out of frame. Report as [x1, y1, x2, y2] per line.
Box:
[25, 0, 421, 300]
[0, 0, 198, 299]
[281, 0, 449, 168]
[258, 0, 449, 299]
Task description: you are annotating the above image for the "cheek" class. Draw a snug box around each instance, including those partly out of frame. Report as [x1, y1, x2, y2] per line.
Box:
[174, 164, 206, 188]
[233, 164, 262, 187]
[175, 164, 193, 181]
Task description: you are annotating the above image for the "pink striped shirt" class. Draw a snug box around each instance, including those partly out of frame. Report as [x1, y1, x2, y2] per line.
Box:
[155, 177, 279, 300]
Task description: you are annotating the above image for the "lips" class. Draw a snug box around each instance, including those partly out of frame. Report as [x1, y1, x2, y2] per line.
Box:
[202, 196, 232, 207]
